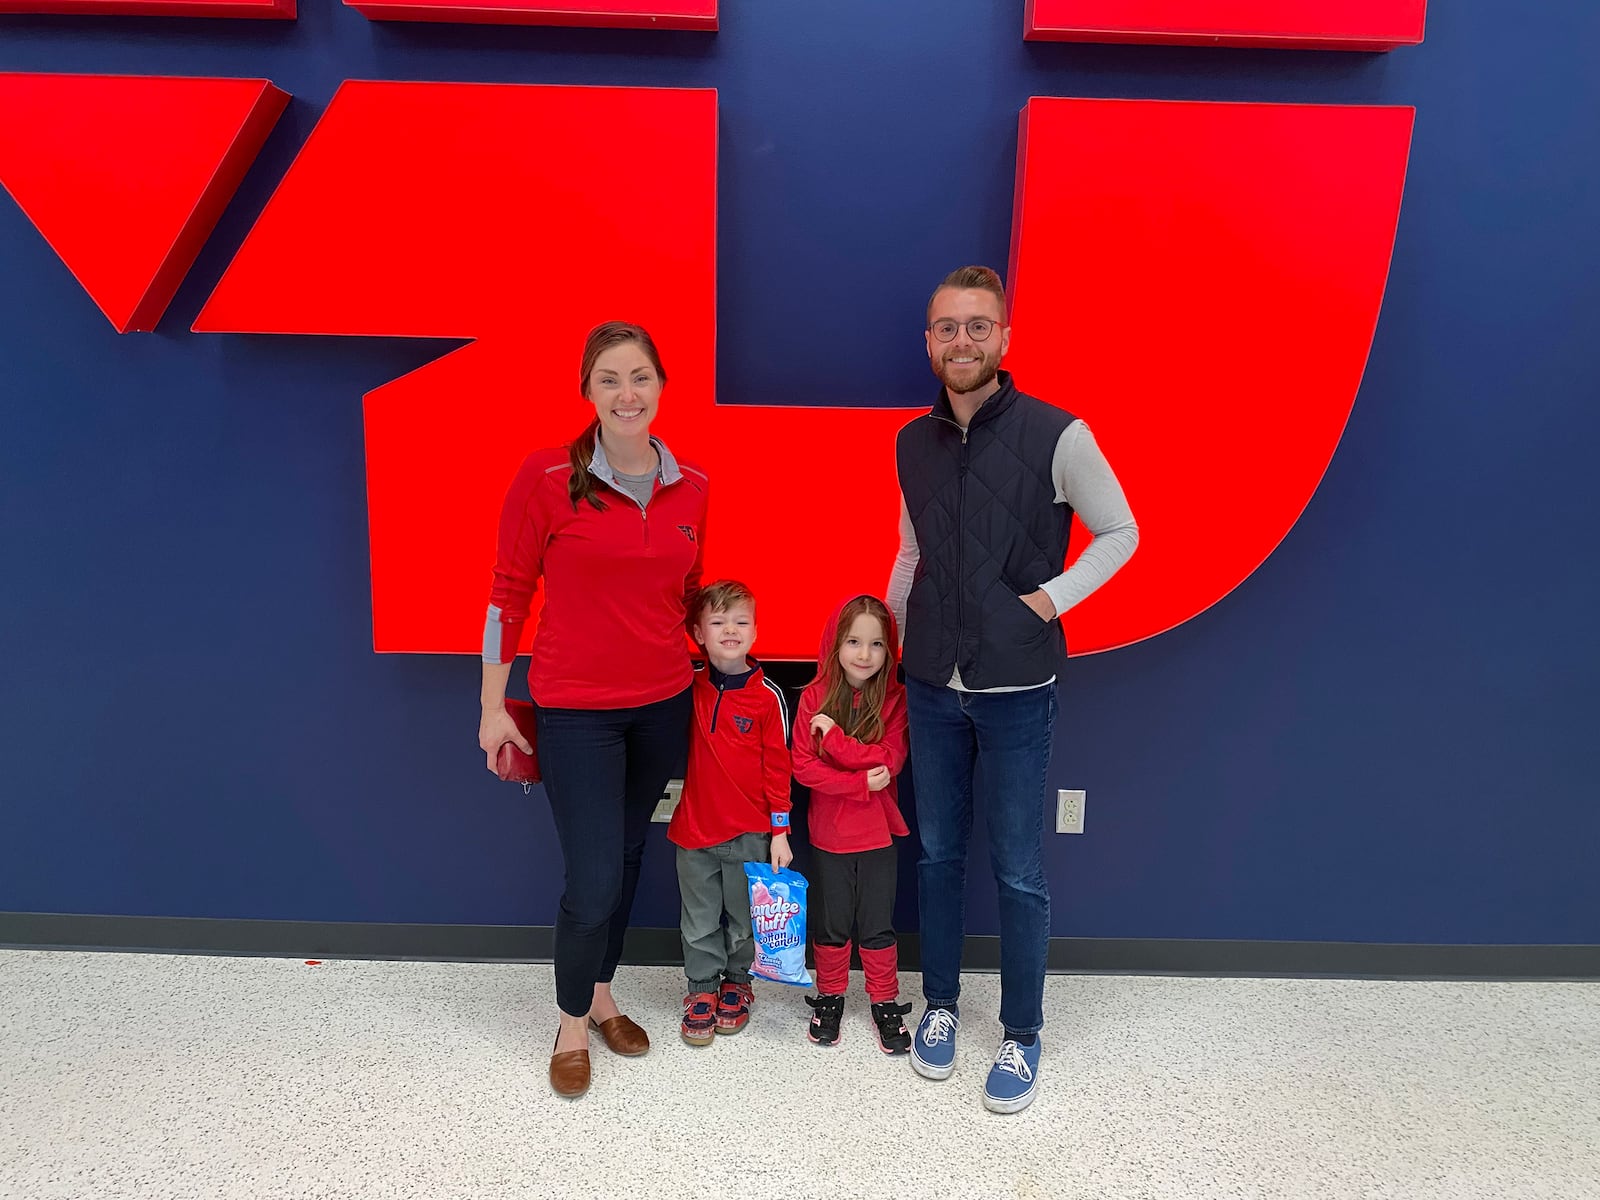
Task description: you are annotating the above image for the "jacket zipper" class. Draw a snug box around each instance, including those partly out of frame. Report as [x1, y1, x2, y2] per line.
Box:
[639, 474, 684, 551]
[958, 430, 969, 665]
[932, 415, 971, 667]
[710, 678, 725, 733]
[607, 475, 669, 548]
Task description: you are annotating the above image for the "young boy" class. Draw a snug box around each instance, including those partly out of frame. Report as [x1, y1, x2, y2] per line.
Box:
[668, 580, 794, 1046]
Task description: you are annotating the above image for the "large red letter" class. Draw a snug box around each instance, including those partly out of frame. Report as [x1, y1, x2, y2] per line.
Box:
[342, 0, 714, 29]
[0, 73, 289, 333]
[1006, 98, 1414, 652]
[1025, 1, 1425, 50]
[0, 0, 290, 16]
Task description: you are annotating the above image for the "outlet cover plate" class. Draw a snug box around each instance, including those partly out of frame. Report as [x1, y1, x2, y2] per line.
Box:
[652, 778, 684, 823]
[1056, 789, 1085, 834]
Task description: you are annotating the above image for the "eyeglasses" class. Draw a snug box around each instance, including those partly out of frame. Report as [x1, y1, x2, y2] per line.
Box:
[927, 317, 1000, 343]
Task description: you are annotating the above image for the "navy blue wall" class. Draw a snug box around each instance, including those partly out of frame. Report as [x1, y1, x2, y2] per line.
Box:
[2, 1, 1597, 944]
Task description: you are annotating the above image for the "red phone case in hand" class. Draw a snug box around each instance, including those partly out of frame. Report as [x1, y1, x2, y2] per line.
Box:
[495, 698, 540, 785]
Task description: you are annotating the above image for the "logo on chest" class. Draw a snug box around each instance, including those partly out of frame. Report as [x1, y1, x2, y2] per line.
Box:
[732, 715, 753, 734]
[677, 525, 696, 543]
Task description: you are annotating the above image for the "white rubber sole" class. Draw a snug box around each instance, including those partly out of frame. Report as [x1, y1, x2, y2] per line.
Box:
[910, 1048, 956, 1080]
[981, 1082, 1038, 1114]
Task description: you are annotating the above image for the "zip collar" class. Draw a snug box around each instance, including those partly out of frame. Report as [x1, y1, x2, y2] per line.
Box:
[588, 435, 685, 489]
[708, 658, 760, 691]
[929, 369, 1019, 433]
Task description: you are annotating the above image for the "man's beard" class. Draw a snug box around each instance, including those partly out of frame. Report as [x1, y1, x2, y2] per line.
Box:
[933, 350, 1000, 395]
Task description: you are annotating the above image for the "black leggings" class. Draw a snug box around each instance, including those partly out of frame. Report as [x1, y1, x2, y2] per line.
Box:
[810, 845, 898, 952]
[536, 687, 691, 1017]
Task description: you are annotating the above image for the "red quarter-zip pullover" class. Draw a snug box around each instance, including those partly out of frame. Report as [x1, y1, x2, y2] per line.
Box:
[669, 659, 793, 849]
[483, 440, 708, 709]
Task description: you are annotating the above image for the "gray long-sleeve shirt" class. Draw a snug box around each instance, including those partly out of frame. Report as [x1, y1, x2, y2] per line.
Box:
[886, 419, 1139, 692]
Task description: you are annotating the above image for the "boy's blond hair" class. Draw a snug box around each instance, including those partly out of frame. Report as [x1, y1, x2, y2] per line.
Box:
[692, 579, 757, 626]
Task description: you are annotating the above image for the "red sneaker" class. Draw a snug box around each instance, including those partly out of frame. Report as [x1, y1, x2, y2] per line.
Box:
[715, 981, 754, 1035]
[681, 992, 717, 1046]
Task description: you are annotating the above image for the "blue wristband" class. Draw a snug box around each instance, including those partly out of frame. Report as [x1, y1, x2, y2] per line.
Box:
[770, 812, 791, 830]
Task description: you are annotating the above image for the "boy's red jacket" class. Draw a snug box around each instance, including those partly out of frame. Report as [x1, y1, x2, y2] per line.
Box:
[482, 440, 707, 709]
[792, 595, 910, 854]
[669, 659, 793, 849]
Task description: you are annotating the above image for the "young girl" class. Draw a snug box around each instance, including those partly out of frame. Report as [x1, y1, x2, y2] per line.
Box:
[792, 594, 913, 1054]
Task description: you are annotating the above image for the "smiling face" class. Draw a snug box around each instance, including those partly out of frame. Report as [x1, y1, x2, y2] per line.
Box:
[837, 610, 888, 689]
[695, 600, 756, 673]
[926, 285, 1011, 396]
[585, 342, 662, 441]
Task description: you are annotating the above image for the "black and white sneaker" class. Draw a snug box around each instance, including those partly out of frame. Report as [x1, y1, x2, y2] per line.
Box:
[805, 993, 845, 1046]
[871, 1001, 913, 1055]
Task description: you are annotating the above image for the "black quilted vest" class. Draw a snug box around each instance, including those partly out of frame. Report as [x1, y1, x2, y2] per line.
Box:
[895, 371, 1076, 690]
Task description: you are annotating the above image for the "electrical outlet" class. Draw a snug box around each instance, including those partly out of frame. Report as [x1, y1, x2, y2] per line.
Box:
[652, 778, 685, 823]
[1056, 789, 1085, 834]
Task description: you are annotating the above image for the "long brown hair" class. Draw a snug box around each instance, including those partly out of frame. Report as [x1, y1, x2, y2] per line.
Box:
[567, 321, 668, 511]
[818, 596, 893, 744]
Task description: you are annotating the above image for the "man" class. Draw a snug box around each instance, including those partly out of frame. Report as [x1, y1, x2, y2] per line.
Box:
[886, 266, 1138, 1113]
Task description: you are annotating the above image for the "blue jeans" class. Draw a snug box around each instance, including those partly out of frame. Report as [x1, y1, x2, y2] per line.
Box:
[536, 687, 691, 1017]
[906, 676, 1056, 1036]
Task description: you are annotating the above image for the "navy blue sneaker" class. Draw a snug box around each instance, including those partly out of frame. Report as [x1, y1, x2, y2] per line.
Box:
[910, 1005, 960, 1080]
[982, 1037, 1041, 1113]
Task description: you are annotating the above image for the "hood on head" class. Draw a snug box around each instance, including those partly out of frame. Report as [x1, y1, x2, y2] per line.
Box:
[810, 594, 900, 690]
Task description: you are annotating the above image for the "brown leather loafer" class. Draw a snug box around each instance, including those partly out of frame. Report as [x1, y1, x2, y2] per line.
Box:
[589, 1014, 650, 1057]
[549, 1046, 591, 1098]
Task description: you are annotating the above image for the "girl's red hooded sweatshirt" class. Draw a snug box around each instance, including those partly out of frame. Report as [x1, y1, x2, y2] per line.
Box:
[792, 595, 911, 854]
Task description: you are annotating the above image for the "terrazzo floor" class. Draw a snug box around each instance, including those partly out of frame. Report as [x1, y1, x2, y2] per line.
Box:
[1, 950, 1596, 1199]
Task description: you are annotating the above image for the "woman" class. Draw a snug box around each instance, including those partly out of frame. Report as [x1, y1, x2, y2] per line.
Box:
[478, 321, 708, 1098]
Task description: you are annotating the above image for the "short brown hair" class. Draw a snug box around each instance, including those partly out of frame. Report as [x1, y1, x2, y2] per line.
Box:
[927, 265, 1007, 320]
[693, 579, 756, 624]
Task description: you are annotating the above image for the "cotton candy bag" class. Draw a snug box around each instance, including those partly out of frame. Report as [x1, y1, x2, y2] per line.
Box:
[744, 863, 813, 987]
